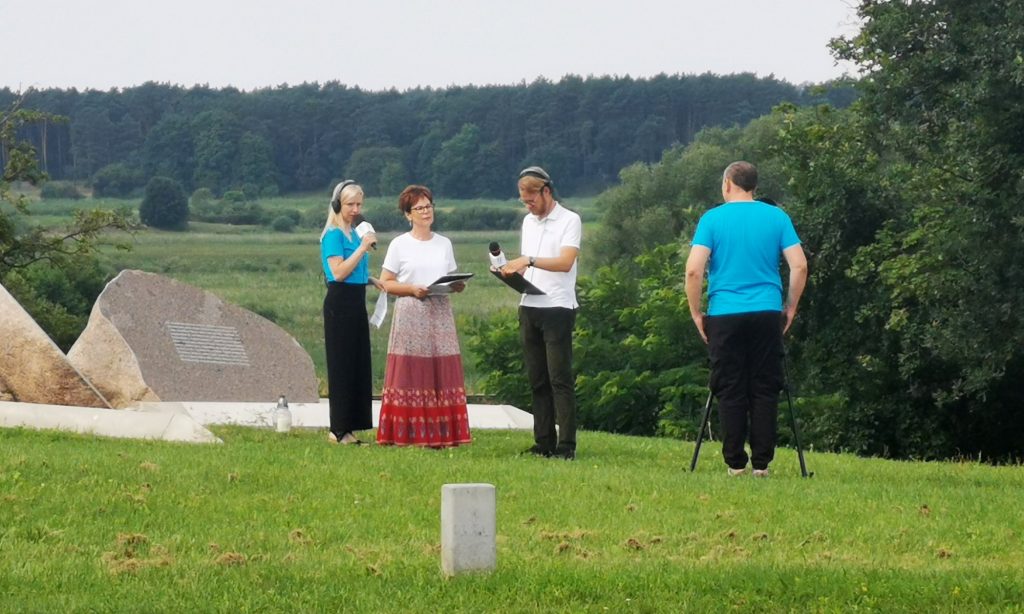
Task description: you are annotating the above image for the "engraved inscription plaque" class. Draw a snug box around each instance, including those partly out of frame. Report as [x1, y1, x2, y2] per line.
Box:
[166, 322, 250, 367]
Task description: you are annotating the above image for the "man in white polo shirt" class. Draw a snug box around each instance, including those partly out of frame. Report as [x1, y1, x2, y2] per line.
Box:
[500, 166, 582, 460]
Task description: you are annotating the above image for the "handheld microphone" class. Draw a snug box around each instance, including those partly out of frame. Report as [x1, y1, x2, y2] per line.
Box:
[488, 241, 507, 268]
[353, 214, 377, 249]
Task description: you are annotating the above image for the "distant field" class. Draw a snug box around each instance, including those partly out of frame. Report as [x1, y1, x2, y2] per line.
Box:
[21, 193, 601, 395]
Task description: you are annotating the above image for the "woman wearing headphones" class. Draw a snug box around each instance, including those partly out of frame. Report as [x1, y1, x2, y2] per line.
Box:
[320, 180, 378, 445]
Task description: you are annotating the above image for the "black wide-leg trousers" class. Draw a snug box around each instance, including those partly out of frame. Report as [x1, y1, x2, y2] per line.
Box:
[706, 310, 784, 471]
[323, 282, 373, 438]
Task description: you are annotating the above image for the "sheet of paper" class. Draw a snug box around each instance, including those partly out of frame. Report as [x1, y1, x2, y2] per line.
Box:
[369, 291, 388, 328]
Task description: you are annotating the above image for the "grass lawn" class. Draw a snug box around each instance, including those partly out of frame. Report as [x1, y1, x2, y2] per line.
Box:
[2, 427, 1022, 612]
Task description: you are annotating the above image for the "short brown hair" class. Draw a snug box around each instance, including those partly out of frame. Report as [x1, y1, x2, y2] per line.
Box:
[724, 161, 758, 192]
[398, 185, 433, 214]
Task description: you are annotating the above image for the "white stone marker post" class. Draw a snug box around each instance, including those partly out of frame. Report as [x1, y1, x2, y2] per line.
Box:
[440, 483, 496, 576]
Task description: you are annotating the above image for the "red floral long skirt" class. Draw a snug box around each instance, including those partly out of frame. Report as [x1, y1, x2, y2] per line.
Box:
[376, 295, 471, 447]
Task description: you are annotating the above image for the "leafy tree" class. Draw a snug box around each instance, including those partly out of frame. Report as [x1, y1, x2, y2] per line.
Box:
[191, 110, 241, 193]
[235, 131, 277, 194]
[139, 176, 188, 230]
[1, 98, 131, 349]
[343, 146, 404, 197]
[142, 113, 194, 189]
[815, 0, 1024, 459]
[431, 124, 483, 198]
[377, 161, 407, 196]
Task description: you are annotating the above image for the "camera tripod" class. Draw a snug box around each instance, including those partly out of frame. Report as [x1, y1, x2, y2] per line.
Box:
[689, 354, 812, 477]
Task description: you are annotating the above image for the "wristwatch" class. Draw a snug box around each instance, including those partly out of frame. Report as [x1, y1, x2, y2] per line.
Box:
[529, 256, 536, 267]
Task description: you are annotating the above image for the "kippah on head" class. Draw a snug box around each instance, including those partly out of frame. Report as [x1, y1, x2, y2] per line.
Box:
[519, 166, 552, 184]
[332, 179, 356, 202]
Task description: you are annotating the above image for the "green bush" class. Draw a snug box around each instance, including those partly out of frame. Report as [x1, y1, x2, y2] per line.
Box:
[2, 258, 111, 351]
[139, 176, 189, 230]
[92, 163, 145, 198]
[222, 190, 247, 203]
[190, 187, 215, 208]
[270, 215, 296, 232]
[468, 244, 710, 437]
[39, 181, 83, 200]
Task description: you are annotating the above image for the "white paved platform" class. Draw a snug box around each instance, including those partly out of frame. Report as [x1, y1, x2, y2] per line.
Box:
[0, 399, 532, 443]
[0, 400, 221, 444]
[159, 400, 534, 430]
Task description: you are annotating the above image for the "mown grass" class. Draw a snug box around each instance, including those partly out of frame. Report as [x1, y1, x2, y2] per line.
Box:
[1, 427, 1022, 612]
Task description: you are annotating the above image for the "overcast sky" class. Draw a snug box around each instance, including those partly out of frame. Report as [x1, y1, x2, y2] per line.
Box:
[2, 0, 862, 92]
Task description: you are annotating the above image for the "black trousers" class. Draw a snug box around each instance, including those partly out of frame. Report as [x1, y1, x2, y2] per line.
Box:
[323, 282, 373, 437]
[519, 306, 577, 453]
[706, 311, 784, 470]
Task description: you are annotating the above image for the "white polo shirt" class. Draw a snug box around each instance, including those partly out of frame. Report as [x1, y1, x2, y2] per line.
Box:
[519, 202, 582, 309]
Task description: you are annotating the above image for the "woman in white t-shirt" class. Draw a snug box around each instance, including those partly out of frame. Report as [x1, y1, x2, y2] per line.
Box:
[375, 185, 471, 447]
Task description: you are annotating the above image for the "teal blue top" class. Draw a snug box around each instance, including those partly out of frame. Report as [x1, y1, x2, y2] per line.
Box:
[320, 227, 369, 284]
[691, 201, 801, 316]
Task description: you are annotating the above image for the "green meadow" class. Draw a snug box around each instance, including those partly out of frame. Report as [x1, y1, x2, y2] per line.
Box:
[2, 427, 1022, 612]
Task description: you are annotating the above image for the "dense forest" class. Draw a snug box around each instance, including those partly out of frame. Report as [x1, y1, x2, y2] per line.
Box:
[0, 75, 854, 199]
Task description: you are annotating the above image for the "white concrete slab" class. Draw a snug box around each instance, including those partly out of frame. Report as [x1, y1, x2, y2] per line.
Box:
[0, 400, 221, 444]
[164, 400, 534, 430]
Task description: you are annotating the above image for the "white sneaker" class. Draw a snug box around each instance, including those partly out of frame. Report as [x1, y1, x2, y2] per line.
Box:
[752, 469, 770, 478]
[727, 467, 747, 476]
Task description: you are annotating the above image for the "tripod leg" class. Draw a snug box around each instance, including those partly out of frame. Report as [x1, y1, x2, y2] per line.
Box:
[689, 389, 714, 472]
[782, 357, 810, 478]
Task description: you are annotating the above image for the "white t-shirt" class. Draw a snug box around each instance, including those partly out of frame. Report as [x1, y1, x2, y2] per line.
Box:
[382, 232, 457, 286]
[520, 202, 582, 309]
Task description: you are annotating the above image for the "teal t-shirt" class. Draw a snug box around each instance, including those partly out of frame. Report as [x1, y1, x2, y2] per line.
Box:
[691, 201, 801, 316]
[320, 227, 369, 284]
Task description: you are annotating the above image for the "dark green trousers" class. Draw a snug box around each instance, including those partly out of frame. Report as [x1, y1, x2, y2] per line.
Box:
[519, 306, 577, 453]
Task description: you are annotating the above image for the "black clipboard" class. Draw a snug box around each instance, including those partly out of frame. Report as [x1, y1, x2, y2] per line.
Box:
[427, 272, 474, 295]
[489, 268, 545, 295]
[430, 273, 474, 285]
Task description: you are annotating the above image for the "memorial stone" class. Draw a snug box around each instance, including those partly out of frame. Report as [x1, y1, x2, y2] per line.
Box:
[440, 483, 497, 576]
[68, 270, 318, 406]
[0, 282, 110, 408]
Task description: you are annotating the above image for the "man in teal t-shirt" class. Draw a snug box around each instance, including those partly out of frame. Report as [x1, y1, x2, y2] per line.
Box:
[685, 161, 808, 477]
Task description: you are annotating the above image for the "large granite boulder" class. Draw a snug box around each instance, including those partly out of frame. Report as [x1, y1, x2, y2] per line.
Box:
[68, 270, 319, 407]
[0, 377, 12, 402]
[0, 282, 111, 408]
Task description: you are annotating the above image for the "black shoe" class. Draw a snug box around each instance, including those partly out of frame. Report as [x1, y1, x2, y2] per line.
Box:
[522, 444, 553, 457]
[554, 447, 576, 460]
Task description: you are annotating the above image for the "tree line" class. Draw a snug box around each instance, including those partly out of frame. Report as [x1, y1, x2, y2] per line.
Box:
[0, 74, 853, 200]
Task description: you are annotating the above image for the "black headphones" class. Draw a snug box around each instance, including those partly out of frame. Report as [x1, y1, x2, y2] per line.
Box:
[331, 180, 357, 214]
[519, 166, 552, 191]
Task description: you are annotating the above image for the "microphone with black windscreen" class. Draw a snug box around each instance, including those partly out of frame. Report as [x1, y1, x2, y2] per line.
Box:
[488, 241, 507, 269]
[353, 214, 377, 249]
